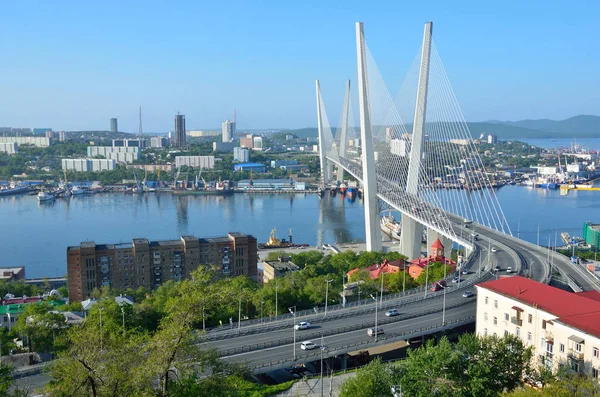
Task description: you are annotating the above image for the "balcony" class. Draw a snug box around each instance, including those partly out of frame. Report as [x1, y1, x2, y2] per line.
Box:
[545, 351, 553, 359]
[510, 316, 523, 326]
[544, 332, 554, 342]
[568, 350, 584, 361]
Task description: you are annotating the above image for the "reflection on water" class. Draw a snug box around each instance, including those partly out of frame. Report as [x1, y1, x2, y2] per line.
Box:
[0, 192, 365, 278]
[1, 184, 598, 278]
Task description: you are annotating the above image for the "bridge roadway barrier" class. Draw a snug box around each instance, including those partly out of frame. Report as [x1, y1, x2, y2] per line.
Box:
[203, 241, 482, 343]
[246, 314, 476, 373]
[216, 295, 480, 357]
[201, 274, 485, 343]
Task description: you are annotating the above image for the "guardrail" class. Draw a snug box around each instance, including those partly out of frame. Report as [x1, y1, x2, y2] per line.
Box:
[246, 314, 476, 372]
[203, 235, 482, 341]
[202, 275, 483, 343]
[216, 297, 477, 357]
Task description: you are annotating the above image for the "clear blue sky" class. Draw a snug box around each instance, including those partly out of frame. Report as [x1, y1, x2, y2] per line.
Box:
[0, 0, 598, 132]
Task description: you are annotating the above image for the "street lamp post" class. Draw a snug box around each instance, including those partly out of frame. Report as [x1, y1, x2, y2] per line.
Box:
[275, 281, 279, 317]
[99, 307, 104, 351]
[424, 260, 430, 298]
[289, 306, 297, 360]
[260, 300, 264, 325]
[238, 295, 242, 331]
[442, 262, 447, 326]
[370, 293, 378, 342]
[324, 279, 333, 315]
[358, 287, 361, 304]
[380, 272, 384, 307]
[121, 306, 125, 335]
[320, 335, 328, 397]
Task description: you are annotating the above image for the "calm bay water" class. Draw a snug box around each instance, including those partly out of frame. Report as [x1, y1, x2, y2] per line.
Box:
[1, 184, 600, 278]
[521, 137, 600, 150]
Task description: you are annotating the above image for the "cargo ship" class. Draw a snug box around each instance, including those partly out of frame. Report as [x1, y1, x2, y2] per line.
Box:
[258, 227, 309, 250]
[172, 179, 233, 196]
[381, 214, 401, 241]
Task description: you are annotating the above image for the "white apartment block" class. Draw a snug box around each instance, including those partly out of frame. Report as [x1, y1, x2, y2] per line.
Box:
[62, 159, 116, 172]
[0, 143, 17, 155]
[174, 156, 215, 169]
[476, 276, 600, 378]
[87, 147, 140, 164]
[252, 136, 263, 151]
[0, 136, 50, 147]
[233, 147, 249, 163]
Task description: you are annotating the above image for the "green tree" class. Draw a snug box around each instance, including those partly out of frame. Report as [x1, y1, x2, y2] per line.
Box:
[340, 358, 400, 397]
[13, 302, 66, 353]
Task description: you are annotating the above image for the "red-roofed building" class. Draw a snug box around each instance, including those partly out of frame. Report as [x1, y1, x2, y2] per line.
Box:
[347, 259, 407, 281]
[476, 276, 600, 376]
[408, 238, 455, 279]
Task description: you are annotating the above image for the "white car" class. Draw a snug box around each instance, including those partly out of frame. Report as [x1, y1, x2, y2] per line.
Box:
[385, 309, 399, 317]
[367, 327, 384, 337]
[462, 291, 474, 298]
[491, 247, 497, 253]
[506, 267, 512, 273]
[300, 341, 317, 350]
[295, 321, 311, 330]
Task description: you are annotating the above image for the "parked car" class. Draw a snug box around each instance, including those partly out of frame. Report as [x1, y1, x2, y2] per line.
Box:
[300, 341, 317, 350]
[295, 321, 311, 330]
[385, 309, 399, 317]
[495, 265, 501, 271]
[462, 270, 469, 275]
[452, 277, 460, 283]
[462, 291, 474, 298]
[491, 247, 497, 253]
[506, 267, 513, 273]
[367, 327, 384, 337]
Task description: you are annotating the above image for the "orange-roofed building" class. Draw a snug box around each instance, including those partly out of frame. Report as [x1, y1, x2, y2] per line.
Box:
[347, 258, 408, 281]
[408, 238, 455, 279]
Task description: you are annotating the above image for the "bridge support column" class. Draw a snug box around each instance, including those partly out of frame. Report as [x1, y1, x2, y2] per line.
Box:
[401, 217, 423, 259]
[401, 22, 433, 261]
[316, 80, 329, 187]
[356, 22, 382, 252]
[337, 80, 351, 183]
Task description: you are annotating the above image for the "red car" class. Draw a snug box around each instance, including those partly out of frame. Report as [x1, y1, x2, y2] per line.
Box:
[430, 280, 447, 292]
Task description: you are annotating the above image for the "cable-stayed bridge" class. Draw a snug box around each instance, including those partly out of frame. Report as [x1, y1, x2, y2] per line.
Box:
[317, 21, 516, 261]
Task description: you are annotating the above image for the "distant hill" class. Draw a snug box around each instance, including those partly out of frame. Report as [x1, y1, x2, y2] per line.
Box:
[279, 115, 600, 140]
[490, 115, 600, 137]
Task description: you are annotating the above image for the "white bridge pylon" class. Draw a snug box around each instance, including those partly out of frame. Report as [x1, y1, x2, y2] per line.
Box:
[316, 21, 511, 258]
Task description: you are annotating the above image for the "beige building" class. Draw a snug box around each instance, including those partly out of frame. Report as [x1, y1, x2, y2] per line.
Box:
[476, 276, 600, 378]
[262, 257, 299, 284]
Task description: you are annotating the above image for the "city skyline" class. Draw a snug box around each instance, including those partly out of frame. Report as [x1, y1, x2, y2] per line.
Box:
[0, 1, 598, 132]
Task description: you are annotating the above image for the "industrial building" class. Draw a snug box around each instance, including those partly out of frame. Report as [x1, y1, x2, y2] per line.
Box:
[476, 276, 600, 377]
[583, 222, 600, 248]
[67, 233, 258, 301]
[175, 155, 215, 169]
[233, 147, 250, 163]
[62, 159, 116, 172]
[234, 163, 266, 173]
[237, 178, 302, 190]
[0, 143, 17, 155]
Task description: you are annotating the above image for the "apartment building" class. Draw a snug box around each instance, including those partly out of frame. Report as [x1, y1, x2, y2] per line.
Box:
[476, 276, 600, 378]
[67, 232, 258, 301]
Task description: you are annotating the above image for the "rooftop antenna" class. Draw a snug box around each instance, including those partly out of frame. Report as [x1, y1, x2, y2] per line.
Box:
[138, 106, 143, 137]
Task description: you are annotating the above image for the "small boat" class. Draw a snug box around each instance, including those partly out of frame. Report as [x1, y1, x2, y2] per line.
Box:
[71, 186, 88, 195]
[37, 191, 55, 202]
[339, 182, 347, 194]
[346, 187, 357, 200]
[381, 214, 401, 240]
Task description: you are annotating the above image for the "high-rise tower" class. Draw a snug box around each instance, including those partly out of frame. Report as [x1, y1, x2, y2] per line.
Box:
[138, 106, 143, 137]
[222, 120, 234, 142]
[110, 118, 118, 133]
[174, 113, 186, 147]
